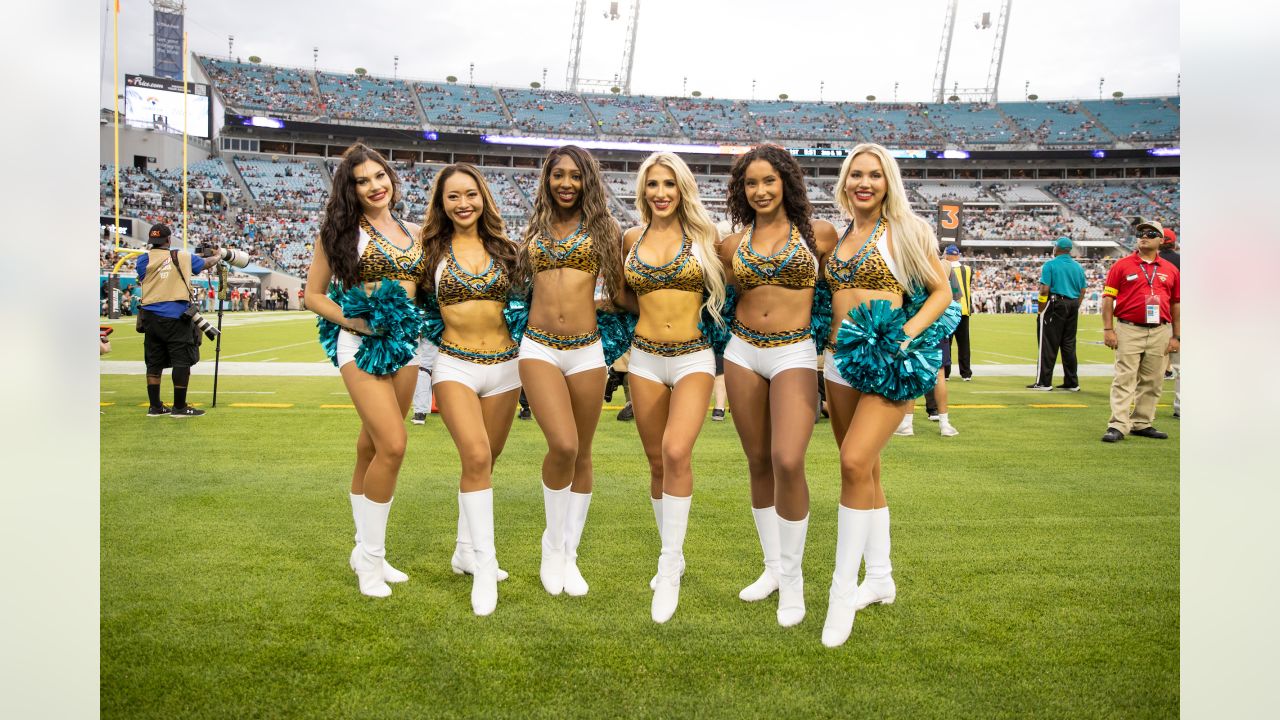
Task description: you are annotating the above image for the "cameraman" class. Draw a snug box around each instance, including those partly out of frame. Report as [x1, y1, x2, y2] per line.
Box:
[135, 223, 221, 418]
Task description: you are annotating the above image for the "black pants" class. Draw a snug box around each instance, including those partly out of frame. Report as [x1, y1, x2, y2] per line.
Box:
[944, 315, 971, 379]
[1036, 295, 1081, 387]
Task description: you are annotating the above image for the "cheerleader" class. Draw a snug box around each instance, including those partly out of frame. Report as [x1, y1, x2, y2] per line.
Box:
[419, 164, 523, 616]
[517, 146, 625, 597]
[716, 145, 839, 627]
[305, 144, 426, 598]
[620, 152, 726, 622]
[820, 143, 959, 647]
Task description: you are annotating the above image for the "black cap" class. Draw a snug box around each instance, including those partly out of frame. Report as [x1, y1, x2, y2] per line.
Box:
[147, 224, 172, 244]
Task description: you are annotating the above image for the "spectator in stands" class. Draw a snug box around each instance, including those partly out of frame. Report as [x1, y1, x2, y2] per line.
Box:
[419, 164, 522, 616]
[1100, 219, 1180, 443]
[1028, 237, 1087, 391]
[305, 144, 421, 598]
[517, 145, 624, 599]
[943, 245, 974, 380]
[717, 144, 837, 630]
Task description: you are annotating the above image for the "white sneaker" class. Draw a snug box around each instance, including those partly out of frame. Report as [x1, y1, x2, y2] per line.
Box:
[940, 422, 959, 437]
[927, 413, 940, 422]
[893, 417, 914, 436]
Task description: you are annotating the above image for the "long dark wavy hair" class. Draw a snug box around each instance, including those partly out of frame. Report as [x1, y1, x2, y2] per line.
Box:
[419, 164, 519, 295]
[726, 144, 817, 255]
[518, 145, 624, 302]
[318, 144, 403, 288]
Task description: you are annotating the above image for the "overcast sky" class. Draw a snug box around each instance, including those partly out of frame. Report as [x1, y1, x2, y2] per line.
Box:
[99, 0, 1179, 107]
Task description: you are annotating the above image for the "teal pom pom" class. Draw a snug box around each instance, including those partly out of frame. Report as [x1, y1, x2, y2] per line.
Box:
[504, 295, 530, 344]
[810, 280, 833, 351]
[317, 280, 427, 375]
[832, 299, 944, 401]
[699, 285, 736, 355]
[597, 310, 638, 366]
[419, 290, 445, 346]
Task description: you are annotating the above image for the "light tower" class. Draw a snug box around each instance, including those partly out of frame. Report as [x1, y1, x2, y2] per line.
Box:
[931, 0, 1012, 103]
[565, 0, 642, 94]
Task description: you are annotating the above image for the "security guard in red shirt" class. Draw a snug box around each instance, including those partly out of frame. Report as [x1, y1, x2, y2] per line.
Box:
[1100, 218, 1181, 443]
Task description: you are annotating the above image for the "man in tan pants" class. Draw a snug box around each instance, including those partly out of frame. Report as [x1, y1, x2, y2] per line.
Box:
[1099, 218, 1181, 443]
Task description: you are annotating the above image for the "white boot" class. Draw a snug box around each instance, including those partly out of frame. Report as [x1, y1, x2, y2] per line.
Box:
[938, 413, 959, 437]
[652, 493, 690, 624]
[649, 496, 662, 590]
[775, 514, 809, 627]
[460, 488, 498, 616]
[893, 414, 914, 437]
[451, 492, 508, 581]
[540, 485, 571, 595]
[353, 496, 393, 598]
[350, 493, 408, 583]
[822, 506, 874, 648]
[563, 491, 592, 597]
[855, 507, 897, 610]
[739, 506, 781, 602]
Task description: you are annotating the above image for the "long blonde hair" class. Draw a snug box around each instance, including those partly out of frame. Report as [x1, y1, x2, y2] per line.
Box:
[834, 143, 942, 293]
[633, 151, 726, 324]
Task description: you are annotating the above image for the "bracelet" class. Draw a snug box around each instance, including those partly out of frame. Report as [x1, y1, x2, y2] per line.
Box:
[1103, 327, 1114, 332]
[1038, 294, 1049, 303]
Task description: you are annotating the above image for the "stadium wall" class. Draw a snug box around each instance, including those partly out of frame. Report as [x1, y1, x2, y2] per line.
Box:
[100, 124, 212, 169]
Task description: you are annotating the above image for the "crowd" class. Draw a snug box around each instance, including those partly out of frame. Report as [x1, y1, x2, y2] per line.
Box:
[316, 73, 420, 124]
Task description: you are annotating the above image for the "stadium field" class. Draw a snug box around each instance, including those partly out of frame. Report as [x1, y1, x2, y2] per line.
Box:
[99, 313, 1178, 718]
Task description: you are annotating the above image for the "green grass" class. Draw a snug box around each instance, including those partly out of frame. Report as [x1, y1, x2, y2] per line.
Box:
[100, 314, 1178, 718]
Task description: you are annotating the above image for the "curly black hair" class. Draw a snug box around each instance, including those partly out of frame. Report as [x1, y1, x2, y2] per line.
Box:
[726, 144, 816, 255]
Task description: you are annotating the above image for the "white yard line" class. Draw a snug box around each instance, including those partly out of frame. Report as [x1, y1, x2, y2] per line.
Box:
[220, 341, 313, 359]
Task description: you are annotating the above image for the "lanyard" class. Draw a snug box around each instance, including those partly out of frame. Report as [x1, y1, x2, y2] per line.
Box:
[1137, 262, 1159, 297]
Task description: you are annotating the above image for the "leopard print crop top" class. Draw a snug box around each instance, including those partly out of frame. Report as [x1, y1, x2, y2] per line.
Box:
[435, 247, 510, 308]
[824, 218, 906, 295]
[732, 222, 817, 291]
[356, 216, 428, 284]
[625, 228, 705, 296]
[528, 220, 600, 276]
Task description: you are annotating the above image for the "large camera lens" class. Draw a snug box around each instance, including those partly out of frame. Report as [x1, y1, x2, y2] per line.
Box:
[220, 248, 250, 269]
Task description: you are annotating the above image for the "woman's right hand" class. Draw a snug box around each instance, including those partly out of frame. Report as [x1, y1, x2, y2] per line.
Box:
[344, 317, 374, 336]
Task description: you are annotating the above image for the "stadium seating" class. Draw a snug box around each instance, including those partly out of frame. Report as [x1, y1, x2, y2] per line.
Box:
[202, 58, 319, 117]
[150, 159, 244, 205]
[415, 82, 510, 129]
[839, 103, 939, 147]
[499, 89, 597, 136]
[663, 98, 757, 142]
[582, 93, 680, 138]
[234, 156, 329, 212]
[314, 72, 419, 125]
[1081, 98, 1179, 143]
[742, 100, 852, 141]
[922, 103, 1016, 145]
[999, 101, 1109, 145]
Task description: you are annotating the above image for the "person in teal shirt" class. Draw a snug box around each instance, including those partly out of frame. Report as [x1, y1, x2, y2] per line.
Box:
[1029, 237, 1087, 390]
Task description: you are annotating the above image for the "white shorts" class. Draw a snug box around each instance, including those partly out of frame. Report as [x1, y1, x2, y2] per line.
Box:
[433, 352, 521, 398]
[518, 334, 606, 376]
[823, 349, 850, 388]
[723, 335, 816, 380]
[629, 347, 716, 388]
[336, 329, 420, 370]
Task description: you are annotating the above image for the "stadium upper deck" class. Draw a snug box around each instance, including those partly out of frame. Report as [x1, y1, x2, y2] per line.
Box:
[195, 55, 1179, 148]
